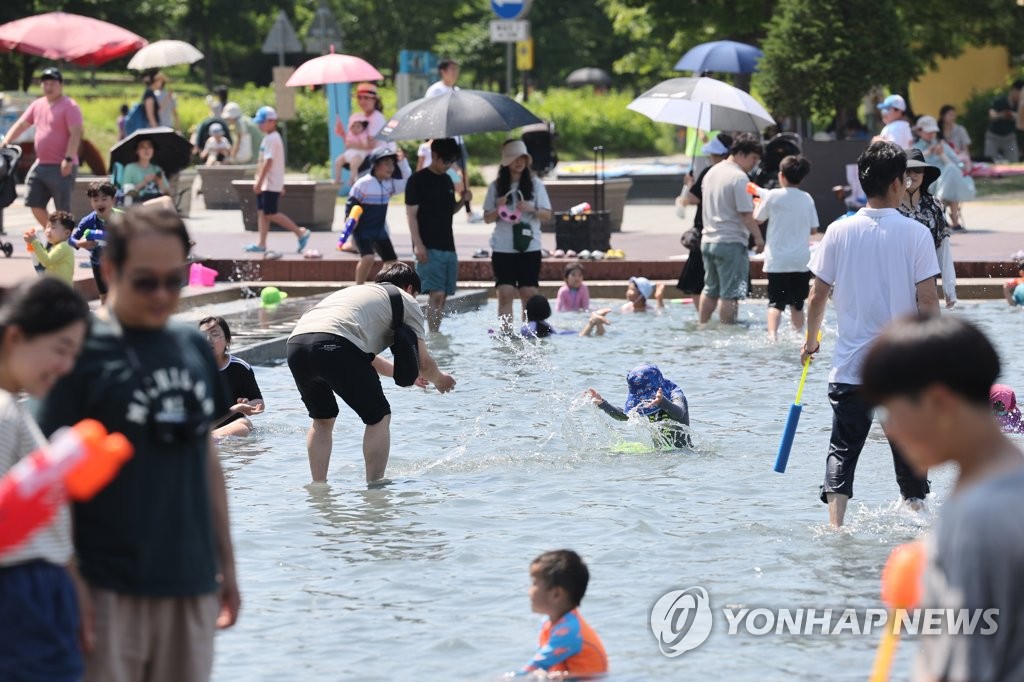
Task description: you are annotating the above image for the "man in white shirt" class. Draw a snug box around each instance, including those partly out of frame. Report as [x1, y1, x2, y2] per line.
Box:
[698, 133, 764, 325]
[802, 141, 941, 527]
[425, 59, 482, 222]
[873, 94, 914, 149]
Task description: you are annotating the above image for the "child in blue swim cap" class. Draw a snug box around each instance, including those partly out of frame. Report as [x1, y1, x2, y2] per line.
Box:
[587, 363, 691, 447]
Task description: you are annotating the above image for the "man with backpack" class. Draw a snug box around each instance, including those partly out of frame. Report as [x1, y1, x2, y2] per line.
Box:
[286, 262, 457, 484]
[1, 67, 83, 229]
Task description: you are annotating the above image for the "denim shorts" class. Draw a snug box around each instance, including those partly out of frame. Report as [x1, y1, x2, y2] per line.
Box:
[417, 249, 458, 295]
[701, 241, 749, 299]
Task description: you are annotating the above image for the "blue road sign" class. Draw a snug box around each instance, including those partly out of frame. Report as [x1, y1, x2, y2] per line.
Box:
[491, 0, 531, 20]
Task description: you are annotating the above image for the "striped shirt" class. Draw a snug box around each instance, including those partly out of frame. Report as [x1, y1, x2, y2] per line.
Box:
[0, 389, 73, 567]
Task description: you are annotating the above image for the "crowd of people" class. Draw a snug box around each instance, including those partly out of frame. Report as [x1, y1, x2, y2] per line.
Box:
[4, 60, 1024, 679]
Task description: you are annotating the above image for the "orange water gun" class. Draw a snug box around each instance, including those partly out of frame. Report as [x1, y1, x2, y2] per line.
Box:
[869, 541, 925, 682]
[746, 181, 763, 209]
[0, 419, 133, 556]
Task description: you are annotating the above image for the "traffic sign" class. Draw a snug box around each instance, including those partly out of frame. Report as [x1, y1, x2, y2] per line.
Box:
[262, 11, 303, 56]
[516, 39, 533, 71]
[490, 0, 532, 20]
[490, 20, 530, 43]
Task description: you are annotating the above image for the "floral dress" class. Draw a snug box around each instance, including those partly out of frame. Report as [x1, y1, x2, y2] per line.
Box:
[899, 191, 956, 304]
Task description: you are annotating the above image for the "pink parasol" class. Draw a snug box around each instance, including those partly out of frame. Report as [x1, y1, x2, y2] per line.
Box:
[285, 45, 383, 87]
[0, 12, 147, 67]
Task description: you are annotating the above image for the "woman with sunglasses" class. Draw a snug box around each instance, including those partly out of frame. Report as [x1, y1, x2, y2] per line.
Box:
[0, 277, 90, 681]
[898, 148, 957, 308]
[483, 139, 552, 328]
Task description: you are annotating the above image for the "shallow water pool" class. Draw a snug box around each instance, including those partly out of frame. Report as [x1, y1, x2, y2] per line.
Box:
[210, 299, 1022, 681]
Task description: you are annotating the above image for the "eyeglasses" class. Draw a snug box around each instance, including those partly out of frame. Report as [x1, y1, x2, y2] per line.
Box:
[128, 269, 187, 294]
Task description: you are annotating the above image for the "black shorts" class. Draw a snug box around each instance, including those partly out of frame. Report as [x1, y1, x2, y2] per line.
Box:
[766, 271, 810, 310]
[286, 333, 390, 424]
[492, 251, 542, 289]
[256, 191, 280, 214]
[355, 235, 398, 261]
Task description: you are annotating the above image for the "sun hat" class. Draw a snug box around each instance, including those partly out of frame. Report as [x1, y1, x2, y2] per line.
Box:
[629, 276, 654, 301]
[905, 148, 940, 191]
[350, 112, 369, 123]
[356, 83, 378, 97]
[221, 102, 242, 120]
[877, 94, 906, 111]
[209, 123, 225, 134]
[701, 135, 729, 156]
[368, 146, 398, 166]
[500, 139, 533, 167]
[253, 106, 278, 124]
[990, 384, 1023, 432]
[624, 364, 668, 416]
[40, 67, 63, 82]
[915, 115, 940, 133]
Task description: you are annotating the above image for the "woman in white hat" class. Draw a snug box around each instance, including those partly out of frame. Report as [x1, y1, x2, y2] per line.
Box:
[483, 139, 552, 326]
[914, 115, 975, 230]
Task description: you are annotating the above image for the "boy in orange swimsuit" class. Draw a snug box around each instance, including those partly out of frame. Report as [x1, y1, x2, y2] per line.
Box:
[519, 549, 608, 676]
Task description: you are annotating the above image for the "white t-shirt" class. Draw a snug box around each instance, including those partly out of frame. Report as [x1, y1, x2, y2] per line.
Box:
[289, 284, 426, 354]
[483, 179, 551, 253]
[701, 159, 755, 245]
[879, 120, 913, 149]
[0, 389, 73, 568]
[808, 207, 940, 384]
[257, 130, 286, 192]
[425, 81, 457, 98]
[754, 187, 819, 272]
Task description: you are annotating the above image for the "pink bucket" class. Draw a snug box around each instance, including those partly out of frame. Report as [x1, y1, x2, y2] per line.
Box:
[188, 262, 218, 287]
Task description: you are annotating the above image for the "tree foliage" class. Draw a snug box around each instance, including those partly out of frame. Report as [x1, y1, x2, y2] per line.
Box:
[756, 0, 912, 123]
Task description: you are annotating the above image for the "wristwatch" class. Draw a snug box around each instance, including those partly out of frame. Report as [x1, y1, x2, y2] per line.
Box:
[64, 156, 73, 162]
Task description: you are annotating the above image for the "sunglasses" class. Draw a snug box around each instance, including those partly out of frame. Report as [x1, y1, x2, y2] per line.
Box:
[128, 268, 187, 294]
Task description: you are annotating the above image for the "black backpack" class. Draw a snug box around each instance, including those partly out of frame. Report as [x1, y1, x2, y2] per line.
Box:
[382, 284, 420, 387]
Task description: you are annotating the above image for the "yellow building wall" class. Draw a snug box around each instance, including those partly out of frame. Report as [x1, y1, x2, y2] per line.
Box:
[910, 46, 1012, 117]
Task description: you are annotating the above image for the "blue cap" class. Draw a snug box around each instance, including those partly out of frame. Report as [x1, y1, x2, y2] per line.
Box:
[876, 94, 906, 111]
[629, 276, 654, 300]
[253, 106, 278, 124]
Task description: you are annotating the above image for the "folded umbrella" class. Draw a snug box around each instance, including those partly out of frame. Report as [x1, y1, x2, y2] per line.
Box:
[627, 76, 775, 133]
[110, 128, 192, 178]
[378, 89, 542, 142]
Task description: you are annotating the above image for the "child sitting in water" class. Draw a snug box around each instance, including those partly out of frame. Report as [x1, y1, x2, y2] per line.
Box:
[556, 262, 590, 312]
[990, 384, 1024, 434]
[520, 294, 610, 338]
[588, 363, 691, 448]
[1002, 255, 1024, 307]
[199, 316, 265, 438]
[622, 276, 665, 313]
[518, 549, 607, 677]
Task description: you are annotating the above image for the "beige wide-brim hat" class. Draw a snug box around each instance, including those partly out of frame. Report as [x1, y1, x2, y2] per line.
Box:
[501, 139, 533, 167]
[915, 115, 940, 133]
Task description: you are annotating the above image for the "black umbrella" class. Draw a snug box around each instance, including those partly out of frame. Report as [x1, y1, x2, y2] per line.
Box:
[378, 89, 542, 142]
[110, 127, 192, 177]
[565, 67, 612, 88]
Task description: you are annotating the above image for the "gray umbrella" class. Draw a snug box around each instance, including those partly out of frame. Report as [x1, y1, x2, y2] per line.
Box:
[378, 89, 542, 141]
[565, 67, 612, 88]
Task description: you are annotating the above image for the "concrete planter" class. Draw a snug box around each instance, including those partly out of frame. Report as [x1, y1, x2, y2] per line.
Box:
[541, 177, 632, 232]
[199, 164, 258, 209]
[232, 180, 340, 232]
[70, 169, 196, 218]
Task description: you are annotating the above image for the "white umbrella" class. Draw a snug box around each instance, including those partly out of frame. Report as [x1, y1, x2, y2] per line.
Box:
[127, 40, 204, 70]
[627, 76, 774, 133]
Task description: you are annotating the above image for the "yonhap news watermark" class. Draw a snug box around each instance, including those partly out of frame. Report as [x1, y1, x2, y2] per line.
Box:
[650, 586, 998, 657]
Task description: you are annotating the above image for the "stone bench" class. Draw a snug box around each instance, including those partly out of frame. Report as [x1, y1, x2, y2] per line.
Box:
[232, 180, 340, 232]
[69, 168, 196, 219]
[199, 165, 258, 210]
[540, 177, 632, 233]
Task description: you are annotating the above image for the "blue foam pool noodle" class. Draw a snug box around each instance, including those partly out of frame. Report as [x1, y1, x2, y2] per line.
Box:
[774, 403, 802, 473]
